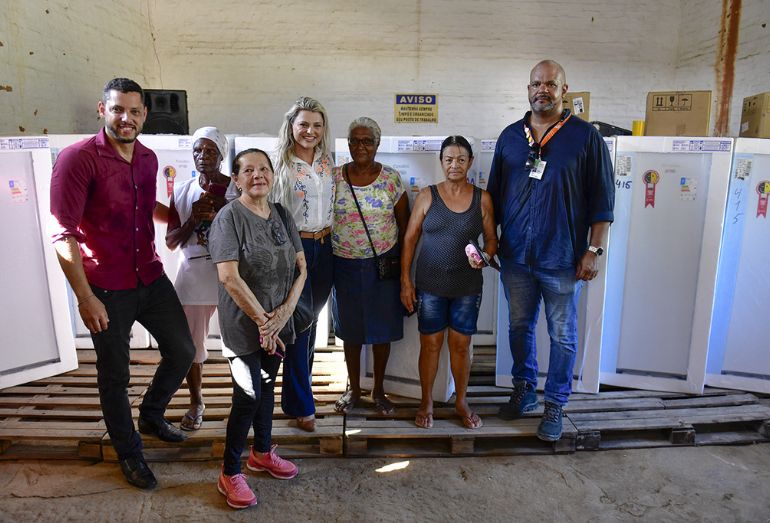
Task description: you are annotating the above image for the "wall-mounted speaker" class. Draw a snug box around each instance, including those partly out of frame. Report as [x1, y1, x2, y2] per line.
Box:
[143, 89, 189, 135]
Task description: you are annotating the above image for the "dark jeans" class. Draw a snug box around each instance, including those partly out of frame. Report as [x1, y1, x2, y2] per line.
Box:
[91, 275, 195, 460]
[223, 350, 282, 475]
[281, 236, 333, 417]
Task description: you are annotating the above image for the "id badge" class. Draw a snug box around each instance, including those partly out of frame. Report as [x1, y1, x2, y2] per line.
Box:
[529, 159, 547, 180]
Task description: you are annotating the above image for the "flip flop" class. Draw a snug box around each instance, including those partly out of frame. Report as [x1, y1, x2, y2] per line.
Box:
[180, 407, 204, 431]
[334, 391, 360, 414]
[372, 395, 396, 416]
[461, 412, 483, 430]
[414, 412, 433, 429]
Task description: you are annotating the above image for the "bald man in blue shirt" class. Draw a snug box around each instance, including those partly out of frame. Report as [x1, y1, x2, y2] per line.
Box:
[487, 60, 615, 441]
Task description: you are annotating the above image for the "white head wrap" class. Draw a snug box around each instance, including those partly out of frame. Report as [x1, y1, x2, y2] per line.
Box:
[191, 126, 228, 166]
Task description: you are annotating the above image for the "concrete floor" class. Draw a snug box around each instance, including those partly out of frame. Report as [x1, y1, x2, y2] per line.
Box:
[0, 444, 769, 522]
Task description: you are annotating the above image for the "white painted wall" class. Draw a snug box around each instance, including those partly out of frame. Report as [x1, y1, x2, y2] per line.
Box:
[1, 0, 767, 137]
[0, 0, 158, 135]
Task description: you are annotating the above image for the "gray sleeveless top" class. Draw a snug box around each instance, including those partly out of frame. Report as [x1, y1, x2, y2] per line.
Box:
[415, 185, 484, 297]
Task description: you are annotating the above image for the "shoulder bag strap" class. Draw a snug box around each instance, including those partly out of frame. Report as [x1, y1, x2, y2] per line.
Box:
[343, 164, 379, 260]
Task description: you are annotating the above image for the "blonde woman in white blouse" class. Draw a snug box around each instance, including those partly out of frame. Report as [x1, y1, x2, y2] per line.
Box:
[271, 97, 335, 432]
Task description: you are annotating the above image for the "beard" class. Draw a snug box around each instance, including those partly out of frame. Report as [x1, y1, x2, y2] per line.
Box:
[529, 95, 556, 113]
[105, 122, 141, 143]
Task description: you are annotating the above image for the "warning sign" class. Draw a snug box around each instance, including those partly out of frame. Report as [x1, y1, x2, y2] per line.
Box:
[394, 93, 438, 124]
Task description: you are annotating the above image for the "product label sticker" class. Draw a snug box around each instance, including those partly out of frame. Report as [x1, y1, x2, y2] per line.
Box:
[481, 140, 496, 152]
[735, 159, 752, 180]
[671, 139, 732, 153]
[163, 165, 176, 198]
[757, 181, 770, 218]
[616, 155, 631, 177]
[8, 179, 29, 203]
[643, 170, 660, 208]
[0, 137, 49, 150]
[571, 97, 585, 115]
[529, 159, 547, 180]
[680, 177, 696, 201]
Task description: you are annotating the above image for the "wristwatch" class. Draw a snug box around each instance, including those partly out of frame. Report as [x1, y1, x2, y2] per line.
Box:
[587, 245, 604, 256]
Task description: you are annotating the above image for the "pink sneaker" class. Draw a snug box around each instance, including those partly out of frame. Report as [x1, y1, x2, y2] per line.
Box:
[217, 470, 257, 509]
[246, 444, 299, 479]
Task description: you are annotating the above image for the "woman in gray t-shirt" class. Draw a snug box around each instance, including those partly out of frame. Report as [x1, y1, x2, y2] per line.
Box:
[208, 149, 306, 509]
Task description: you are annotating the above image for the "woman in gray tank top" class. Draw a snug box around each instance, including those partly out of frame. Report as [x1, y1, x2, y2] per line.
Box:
[401, 136, 498, 430]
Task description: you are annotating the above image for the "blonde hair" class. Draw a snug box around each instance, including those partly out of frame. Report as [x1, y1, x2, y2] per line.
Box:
[271, 96, 331, 208]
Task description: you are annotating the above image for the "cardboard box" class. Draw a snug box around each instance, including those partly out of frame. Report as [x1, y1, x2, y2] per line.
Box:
[645, 91, 711, 136]
[739, 92, 770, 138]
[563, 91, 590, 121]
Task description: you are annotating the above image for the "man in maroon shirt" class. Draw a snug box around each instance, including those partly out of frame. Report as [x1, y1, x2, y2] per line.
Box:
[50, 78, 195, 490]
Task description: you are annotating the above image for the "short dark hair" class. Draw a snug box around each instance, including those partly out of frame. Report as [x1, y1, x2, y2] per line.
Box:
[440, 135, 474, 160]
[232, 148, 275, 176]
[102, 78, 144, 103]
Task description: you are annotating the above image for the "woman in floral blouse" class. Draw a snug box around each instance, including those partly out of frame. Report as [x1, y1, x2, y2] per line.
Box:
[272, 97, 335, 432]
[331, 117, 410, 415]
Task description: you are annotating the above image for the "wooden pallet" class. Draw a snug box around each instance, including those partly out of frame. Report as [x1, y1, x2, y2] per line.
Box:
[0, 381, 139, 460]
[343, 392, 576, 457]
[568, 390, 770, 450]
[2, 345, 770, 460]
[102, 417, 344, 462]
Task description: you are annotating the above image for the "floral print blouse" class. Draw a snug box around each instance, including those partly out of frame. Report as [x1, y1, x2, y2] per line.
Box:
[332, 164, 405, 259]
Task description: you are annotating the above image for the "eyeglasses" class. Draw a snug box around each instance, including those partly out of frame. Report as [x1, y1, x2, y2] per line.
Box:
[269, 219, 286, 246]
[348, 138, 376, 147]
[525, 143, 540, 170]
[528, 81, 560, 91]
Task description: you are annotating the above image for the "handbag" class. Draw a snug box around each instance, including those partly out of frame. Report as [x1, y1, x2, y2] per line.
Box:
[344, 165, 401, 281]
[274, 203, 314, 333]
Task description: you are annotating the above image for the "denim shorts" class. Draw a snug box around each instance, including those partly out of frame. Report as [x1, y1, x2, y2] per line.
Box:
[416, 290, 482, 336]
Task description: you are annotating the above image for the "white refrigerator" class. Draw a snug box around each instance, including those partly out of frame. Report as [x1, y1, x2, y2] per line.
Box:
[495, 137, 616, 394]
[335, 136, 483, 401]
[600, 136, 733, 394]
[0, 136, 77, 388]
[472, 139, 500, 346]
[707, 137, 770, 393]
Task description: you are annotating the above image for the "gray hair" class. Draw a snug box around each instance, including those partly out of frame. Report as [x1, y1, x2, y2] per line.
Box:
[348, 117, 381, 145]
[271, 97, 331, 208]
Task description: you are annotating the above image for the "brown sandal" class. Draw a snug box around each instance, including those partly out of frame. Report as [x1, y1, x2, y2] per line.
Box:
[414, 412, 433, 429]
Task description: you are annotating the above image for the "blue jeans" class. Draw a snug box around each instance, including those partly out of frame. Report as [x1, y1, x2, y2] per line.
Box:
[90, 275, 195, 460]
[500, 262, 583, 406]
[281, 236, 333, 417]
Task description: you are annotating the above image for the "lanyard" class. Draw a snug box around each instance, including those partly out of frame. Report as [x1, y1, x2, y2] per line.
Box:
[523, 109, 572, 157]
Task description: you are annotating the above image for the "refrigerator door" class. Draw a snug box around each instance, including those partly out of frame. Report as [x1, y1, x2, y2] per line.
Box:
[601, 136, 732, 393]
[0, 137, 77, 388]
[707, 138, 770, 393]
[48, 135, 150, 349]
[495, 137, 615, 394]
[472, 139, 499, 346]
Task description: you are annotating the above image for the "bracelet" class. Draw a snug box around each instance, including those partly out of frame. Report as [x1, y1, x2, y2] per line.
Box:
[77, 294, 96, 307]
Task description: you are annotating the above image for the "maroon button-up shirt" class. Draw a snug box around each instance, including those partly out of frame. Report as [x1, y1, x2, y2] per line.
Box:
[50, 128, 164, 290]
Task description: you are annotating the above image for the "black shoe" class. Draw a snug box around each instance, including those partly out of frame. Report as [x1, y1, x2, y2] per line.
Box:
[138, 417, 187, 442]
[498, 380, 538, 420]
[119, 455, 157, 489]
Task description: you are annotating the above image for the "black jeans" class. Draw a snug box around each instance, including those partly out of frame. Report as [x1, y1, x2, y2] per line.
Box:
[223, 350, 281, 475]
[90, 275, 195, 460]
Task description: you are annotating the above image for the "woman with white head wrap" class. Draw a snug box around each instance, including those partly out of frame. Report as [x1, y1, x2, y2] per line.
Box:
[166, 126, 231, 431]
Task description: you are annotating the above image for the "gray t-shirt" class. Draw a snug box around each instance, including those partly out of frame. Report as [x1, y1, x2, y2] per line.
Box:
[209, 200, 303, 358]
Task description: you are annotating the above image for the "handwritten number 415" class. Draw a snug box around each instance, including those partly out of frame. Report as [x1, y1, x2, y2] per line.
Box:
[615, 180, 632, 190]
